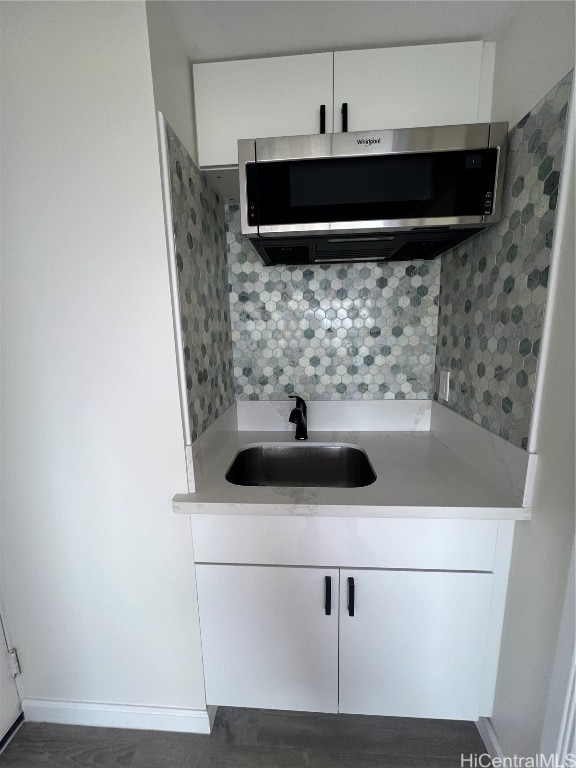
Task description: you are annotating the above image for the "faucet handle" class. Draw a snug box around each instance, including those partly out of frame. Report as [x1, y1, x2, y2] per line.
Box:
[289, 395, 308, 440]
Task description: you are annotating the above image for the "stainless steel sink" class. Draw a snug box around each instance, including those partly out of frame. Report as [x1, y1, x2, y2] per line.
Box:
[225, 442, 377, 488]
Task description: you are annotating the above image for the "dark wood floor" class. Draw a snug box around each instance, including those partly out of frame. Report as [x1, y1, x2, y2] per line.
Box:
[0, 707, 489, 767]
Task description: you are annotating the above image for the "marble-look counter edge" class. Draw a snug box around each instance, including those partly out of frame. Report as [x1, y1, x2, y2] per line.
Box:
[172, 496, 529, 520]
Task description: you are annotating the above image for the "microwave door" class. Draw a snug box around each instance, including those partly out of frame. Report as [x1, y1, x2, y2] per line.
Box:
[247, 149, 497, 234]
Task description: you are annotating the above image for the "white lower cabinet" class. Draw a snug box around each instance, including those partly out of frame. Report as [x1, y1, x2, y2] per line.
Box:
[195, 563, 494, 719]
[338, 569, 493, 720]
[195, 565, 339, 712]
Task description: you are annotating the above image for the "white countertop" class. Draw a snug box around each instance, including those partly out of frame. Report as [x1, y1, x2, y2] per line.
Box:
[173, 428, 528, 519]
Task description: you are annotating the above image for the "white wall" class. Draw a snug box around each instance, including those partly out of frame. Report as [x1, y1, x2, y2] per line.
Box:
[0, 0, 206, 714]
[488, 26, 575, 754]
[491, 2, 575, 127]
[146, 1, 198, 162]
[540, 543, 575, 756]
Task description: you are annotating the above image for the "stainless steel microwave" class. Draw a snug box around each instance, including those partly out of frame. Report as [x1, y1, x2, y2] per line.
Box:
[238, 122, 508, 264]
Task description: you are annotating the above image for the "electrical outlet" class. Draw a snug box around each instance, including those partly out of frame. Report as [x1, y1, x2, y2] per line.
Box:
[439, 370, 450, 401]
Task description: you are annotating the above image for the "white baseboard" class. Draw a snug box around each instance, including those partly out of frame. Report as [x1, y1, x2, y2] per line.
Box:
[476, 717, 505, 761]
[22, 698, 214, 734]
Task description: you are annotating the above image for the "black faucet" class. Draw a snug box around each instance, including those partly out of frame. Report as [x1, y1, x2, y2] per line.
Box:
[288, 395, 308, 440]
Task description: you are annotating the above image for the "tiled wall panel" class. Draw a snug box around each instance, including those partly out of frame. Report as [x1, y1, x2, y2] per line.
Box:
[226, 208, 440, 401]
[434, 72, 572, 449]
[166, 125, 234, 440]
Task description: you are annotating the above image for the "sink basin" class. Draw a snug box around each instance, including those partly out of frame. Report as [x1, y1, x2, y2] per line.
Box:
[225, 442, 377, 488]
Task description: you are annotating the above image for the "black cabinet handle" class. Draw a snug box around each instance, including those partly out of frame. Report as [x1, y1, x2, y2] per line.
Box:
[341, 102, 348, 133]
[324, 575, 332, 615]
[320, 104, 326, 134]
[347, 576, 355, 616]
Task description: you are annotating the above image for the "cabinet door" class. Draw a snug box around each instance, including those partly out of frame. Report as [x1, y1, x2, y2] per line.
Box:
[193, 53, 333, 167]
[196, 564, 339, 712]
[333, 42, 485, 133]
[339, 569, 493, 720]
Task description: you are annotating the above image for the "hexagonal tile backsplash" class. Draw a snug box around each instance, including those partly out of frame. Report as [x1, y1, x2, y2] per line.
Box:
[166, 124, 234, 441]
[168, 71, 571, 449]
[226, 207, 440, 401]
[434, 71, 572, 448]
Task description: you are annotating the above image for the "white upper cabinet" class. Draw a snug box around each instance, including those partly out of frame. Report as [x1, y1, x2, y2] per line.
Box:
[193, 42, 495, 169]
[193, 53, 334, 167]
[333, 42, 489, 133]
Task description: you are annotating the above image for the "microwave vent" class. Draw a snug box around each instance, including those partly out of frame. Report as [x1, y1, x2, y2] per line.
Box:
[251, 228, 480, 266]
[316, 244, 399, 262]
